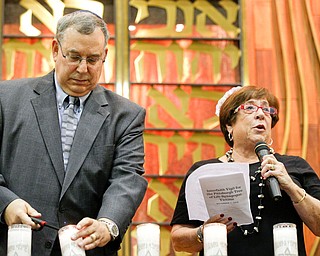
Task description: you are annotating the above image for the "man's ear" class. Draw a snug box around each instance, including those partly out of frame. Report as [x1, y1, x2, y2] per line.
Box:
[52, 39, 59, 61]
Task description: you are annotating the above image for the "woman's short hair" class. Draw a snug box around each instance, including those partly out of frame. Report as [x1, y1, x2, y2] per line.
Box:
[219, 86, 280, 147]
[56, 10, 110, 46]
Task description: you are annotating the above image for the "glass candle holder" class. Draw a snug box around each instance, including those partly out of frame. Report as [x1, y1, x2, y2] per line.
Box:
[7, 224, 32, 256]
[273, 222, 298, 256]
[136, 223, 160, 256]
[58, 225, 85, 256]
[203, 223, 227, 256]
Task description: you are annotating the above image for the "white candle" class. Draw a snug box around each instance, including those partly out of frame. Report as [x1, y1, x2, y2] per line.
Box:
[203, 223, 227, 256]
[273, 223, 298, 256]
[58, 225, 85, 256]
[136, 223, 160, 256]
[7, 224, 32, 256]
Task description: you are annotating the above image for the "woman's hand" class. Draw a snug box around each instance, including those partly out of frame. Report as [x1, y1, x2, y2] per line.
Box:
[260, 154, 320, 235]
[171, 213, 237, 253]
[203, 213, 237, 233]
[260, 154, 295, 191]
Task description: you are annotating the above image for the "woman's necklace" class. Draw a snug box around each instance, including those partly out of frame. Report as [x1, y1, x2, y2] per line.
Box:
[225, 148, 265, 236]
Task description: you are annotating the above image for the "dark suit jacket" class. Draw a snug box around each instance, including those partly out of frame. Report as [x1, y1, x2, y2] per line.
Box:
[0, 71, 148, 255]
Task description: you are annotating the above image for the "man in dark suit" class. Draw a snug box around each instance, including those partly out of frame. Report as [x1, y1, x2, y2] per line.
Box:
[0, 10, 147, 255]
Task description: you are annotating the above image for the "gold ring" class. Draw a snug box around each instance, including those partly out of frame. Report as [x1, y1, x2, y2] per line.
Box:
[90, 233, 97, 241]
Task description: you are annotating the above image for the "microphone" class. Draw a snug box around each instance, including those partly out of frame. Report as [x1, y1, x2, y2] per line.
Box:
[255, 141, 282, 201]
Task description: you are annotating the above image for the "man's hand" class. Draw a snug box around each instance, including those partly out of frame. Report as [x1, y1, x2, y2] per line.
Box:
[4, 199, 41, 229]
[72, 217, 112, 250]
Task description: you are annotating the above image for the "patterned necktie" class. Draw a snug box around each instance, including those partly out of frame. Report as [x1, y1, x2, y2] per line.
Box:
[61, 96, 79, 170]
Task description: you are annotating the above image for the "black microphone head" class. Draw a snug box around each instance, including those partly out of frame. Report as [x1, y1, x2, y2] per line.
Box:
[255, 141, 270, 161]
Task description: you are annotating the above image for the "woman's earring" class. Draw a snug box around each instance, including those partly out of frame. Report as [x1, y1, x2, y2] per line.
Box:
[268, 138, 273, 146]
[228, 132, 233, 141]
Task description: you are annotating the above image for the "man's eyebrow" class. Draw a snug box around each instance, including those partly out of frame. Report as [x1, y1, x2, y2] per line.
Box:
[67, 49, 101, 57]
[65, 48, 80, 53]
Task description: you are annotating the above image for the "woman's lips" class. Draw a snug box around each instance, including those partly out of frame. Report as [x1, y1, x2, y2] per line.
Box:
[254, 124, 266, 130]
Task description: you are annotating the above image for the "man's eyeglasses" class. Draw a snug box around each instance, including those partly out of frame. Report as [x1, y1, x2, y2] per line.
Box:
[57, 40, 105, 66]
[234, 103, 277, 116]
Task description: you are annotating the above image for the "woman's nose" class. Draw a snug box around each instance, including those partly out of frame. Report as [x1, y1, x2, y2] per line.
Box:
[255, 108, 265, 118]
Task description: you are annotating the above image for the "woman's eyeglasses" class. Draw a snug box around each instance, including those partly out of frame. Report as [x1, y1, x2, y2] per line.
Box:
[234, 103, 277, 115]
[57, 40, 105, 66]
